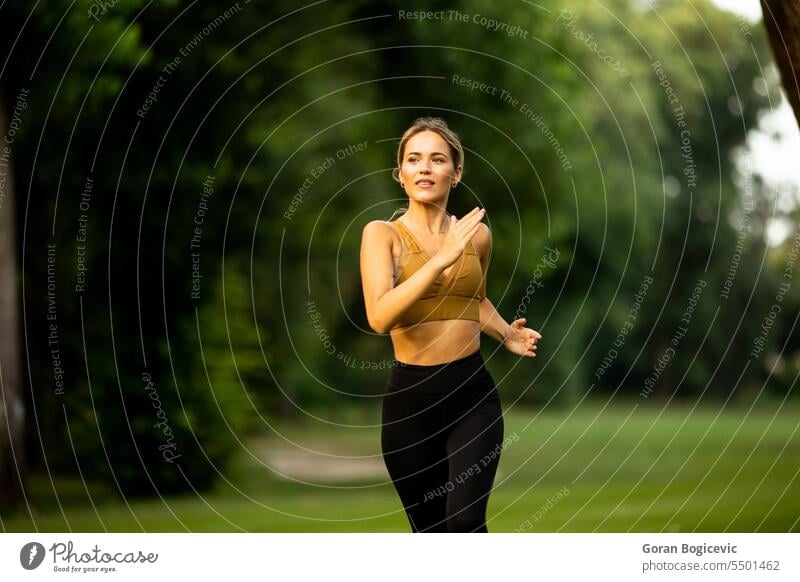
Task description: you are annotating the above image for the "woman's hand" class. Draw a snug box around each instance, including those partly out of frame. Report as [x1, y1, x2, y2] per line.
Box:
[503, 318, 542, 358]
[432, 207, 486, 270]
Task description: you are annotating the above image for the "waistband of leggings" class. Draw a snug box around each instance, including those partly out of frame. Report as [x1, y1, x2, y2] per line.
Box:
[391, 349, 483, 372]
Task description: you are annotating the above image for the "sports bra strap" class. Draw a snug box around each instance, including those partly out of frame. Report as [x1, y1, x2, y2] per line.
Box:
[394, 220, 424, 254]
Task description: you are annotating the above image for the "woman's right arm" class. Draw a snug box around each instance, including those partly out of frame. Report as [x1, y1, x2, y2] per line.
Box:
[359, 221, 446, 334]
[359, 208, 486, 334]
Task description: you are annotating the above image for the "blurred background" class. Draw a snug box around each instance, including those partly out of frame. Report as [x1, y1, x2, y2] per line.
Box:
[0, 0, 798, 532]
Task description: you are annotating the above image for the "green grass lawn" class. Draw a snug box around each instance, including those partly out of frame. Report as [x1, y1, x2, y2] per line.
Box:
[4, 398, 799, 532]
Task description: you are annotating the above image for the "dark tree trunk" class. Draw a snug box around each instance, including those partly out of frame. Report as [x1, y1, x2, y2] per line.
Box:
[761, 0, 800, 127]
[0, 86, 27, 507]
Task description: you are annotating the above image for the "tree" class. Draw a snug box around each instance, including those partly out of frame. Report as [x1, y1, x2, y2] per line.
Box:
[0, 86, 26, 507]
[761, 0, 800, 127]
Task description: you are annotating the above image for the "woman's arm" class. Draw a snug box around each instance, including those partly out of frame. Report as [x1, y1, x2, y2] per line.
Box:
[360, 221, 446, 334]
[475, 223, 541, 357]
[475, 224, 511, 342]
[479, 298, 512, 343]
[360, 210, 485, 334]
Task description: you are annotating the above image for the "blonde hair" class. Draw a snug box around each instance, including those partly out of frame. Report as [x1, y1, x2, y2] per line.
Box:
[388, 117, 464, 220]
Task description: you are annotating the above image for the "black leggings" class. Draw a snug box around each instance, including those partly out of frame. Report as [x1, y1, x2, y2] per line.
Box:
[381, 349, 504, 533]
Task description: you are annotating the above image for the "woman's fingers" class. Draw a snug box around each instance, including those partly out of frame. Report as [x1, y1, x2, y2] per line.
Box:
[455, 223, 480, 240]
[508, 319, 541, 358]
[527, 328, 542, 340]
[444, 208, 484, 253]
[455, 207, 485, 232]
[468, 208, 486, 228]
[454, 207, 480, 225]
[451, 212, 484, 247]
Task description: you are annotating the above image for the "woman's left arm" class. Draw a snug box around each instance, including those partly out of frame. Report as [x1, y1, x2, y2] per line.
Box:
[479, 298, 509, 344]
[475, 223, 542, 358]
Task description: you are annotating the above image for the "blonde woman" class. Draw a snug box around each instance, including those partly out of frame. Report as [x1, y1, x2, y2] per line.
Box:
[360, 117, 541, 532]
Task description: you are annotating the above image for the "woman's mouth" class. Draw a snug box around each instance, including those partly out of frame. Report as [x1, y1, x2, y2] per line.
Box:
[416, 179, 435, 188]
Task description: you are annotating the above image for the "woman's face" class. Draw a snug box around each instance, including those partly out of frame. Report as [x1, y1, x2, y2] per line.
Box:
[399, 130, 462, 205]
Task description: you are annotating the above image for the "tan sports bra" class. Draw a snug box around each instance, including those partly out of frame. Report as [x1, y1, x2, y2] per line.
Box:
[391, 219, 483, 330]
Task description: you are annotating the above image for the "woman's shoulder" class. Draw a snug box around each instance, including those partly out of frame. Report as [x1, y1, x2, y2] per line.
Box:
[362, 219, 402, 244]
[472, 221, 491, 255]
[363, 219, 398, 233]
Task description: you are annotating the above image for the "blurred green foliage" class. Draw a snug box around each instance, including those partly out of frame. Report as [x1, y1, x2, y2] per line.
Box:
[1, 0, 797, 495]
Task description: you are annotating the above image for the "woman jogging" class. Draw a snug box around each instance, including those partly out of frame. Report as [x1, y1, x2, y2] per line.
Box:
[360, 116, 541, 532]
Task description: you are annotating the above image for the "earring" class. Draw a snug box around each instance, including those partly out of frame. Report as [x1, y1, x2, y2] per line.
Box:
[451, 181, 458, 187]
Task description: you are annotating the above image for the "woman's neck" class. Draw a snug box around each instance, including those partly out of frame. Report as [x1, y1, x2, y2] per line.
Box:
[403, 201, 450, 234]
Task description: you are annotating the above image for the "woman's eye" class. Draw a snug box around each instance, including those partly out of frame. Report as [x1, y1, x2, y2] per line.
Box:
[406, 157, 445, 163]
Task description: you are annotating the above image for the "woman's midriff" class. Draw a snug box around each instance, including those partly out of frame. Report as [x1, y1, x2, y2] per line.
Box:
[389, 319, 481, 365]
